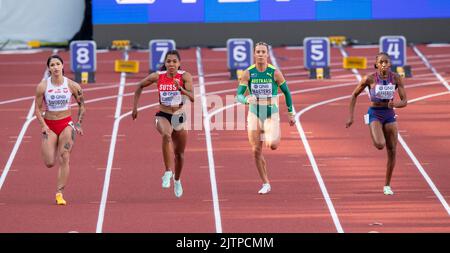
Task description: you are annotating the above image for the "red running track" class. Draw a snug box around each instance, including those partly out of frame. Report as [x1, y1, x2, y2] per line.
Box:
[0, 45, 449, 232]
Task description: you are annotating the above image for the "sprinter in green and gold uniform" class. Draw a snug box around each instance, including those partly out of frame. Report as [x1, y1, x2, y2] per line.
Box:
[236, 42, 295, 195]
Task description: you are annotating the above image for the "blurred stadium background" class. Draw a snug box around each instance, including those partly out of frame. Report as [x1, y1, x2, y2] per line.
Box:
[1, 0, 450, 49]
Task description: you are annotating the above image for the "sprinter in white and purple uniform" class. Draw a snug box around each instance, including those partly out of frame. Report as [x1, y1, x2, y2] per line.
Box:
[368, 71, 397, 124]
[346, 52, 407, 196]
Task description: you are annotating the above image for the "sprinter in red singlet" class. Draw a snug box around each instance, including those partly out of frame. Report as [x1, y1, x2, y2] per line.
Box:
[132, 50, 194, 198]
[34, 55, 85, 205]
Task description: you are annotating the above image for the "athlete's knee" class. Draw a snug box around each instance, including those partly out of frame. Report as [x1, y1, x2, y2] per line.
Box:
[252, 146, 263, 158]
[373, 141, 385, 150]
[162, 133, 172, 143]
[44, 161, 55, 168]
[386, 146, 396, 155]
[262, 134, 278, 149]
[267, 139, 280, 150]
[59, 150, 70, 164]
[265, 141, 278, 150]
[174, 152, 184, 160]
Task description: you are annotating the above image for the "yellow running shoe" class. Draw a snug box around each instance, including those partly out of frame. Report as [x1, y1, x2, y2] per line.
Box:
[55, 193, 67, 205]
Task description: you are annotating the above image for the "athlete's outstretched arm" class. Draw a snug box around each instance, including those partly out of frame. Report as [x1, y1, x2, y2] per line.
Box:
[179, 72, 194, 102]
[34, 80, 49, 135]
[390, 74, 407, 109]
[275, 69, 295, 126]
[346, 75, 371, 128]
[236, 70, 250, 104]
[70, 80, 85, 135]
[132, 72, 158, 120]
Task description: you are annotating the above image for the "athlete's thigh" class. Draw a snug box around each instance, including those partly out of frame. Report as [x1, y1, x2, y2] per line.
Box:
[247, 112, 262, 132]
[383, 122, 398, 149]
[172, 111, 187, 132]
[171, 129, 187, 153]
[57, 126, 75, 154]
[41, 131, 58, 161]
[155, 116, 174, 136]
[369, 120, 385, 144]
[263, 113, 281, 143]
[247, 112, 263, 146]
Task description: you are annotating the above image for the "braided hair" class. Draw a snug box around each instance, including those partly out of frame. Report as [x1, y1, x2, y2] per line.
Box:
[374, 52, 390, 69]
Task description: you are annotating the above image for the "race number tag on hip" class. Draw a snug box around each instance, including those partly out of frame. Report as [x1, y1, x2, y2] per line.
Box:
[160, 91, 182, 106]
[364, 114, 369, 125]
[251, 83, 272, 98]
[375, 84, 395, 100]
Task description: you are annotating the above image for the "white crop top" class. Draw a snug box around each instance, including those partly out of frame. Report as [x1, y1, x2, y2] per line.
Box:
[44, 77, 72, 112]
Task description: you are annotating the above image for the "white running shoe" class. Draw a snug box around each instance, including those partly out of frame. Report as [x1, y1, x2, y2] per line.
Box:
[162, 171, 173, 189]
[174, 179, 183, 198]
[258, 183, 271, 194]
[383, 186, 394, 195]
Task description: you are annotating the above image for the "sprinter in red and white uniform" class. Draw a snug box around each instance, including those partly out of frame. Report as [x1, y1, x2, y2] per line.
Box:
[132, 50, 194, 198]
[34, 55, 85, 205]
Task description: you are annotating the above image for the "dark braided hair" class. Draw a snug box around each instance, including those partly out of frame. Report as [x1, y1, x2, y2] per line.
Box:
[160, 50, 181, 71]
[374, 52, 390, 69]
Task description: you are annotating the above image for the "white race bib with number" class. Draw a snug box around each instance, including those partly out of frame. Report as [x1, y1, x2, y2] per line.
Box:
[160, 91, 182, 106]
[375, 83, 395, 100]
[251, 83, 272, 98]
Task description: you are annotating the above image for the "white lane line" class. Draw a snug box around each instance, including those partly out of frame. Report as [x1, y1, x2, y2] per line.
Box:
[401, 92, 450, 216]
[0, 79, 236, 197]
[412, 45, 450, 91]
[344, 45, 450, 217]
[0, 83, 238, 197]
[196, 47, 223, 233]
[206, 48, 446, 232]
[0, 49, 58, 191]
[0, 97, 34, 105]
[0, 101, 35, 191]
[407, 47, 450, 214]
[94, 77, 238, 232]
[295, 90, 450, 232]
[426, 44, 450, 47]
[94, 84, 239, 233]
[278, 45, 343, 233]
[295, 96, 347, 233]
[207, 47, 345, 233]
[96, 50, 129, 233]
[398, 132, 450, 216]
[0, 80, 233, 106]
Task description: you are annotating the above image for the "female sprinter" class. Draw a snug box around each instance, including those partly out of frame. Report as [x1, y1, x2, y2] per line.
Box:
[236, 42, 295, 194]
[346, 52, 407, 195]
[34, 55, 85, 205]
[132, 50, 194, 198]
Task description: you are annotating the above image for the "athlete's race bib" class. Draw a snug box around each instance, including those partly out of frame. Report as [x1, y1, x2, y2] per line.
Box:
[374, 83, 395, 100]
[251, 83, 272, 98]
[160, 91, 182, 106]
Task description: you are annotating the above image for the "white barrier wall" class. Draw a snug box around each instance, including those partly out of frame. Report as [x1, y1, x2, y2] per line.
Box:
[0, 0, 84, 43]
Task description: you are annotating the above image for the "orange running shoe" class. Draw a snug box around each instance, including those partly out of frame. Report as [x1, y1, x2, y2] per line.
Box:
[55, 193, 67, 205]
